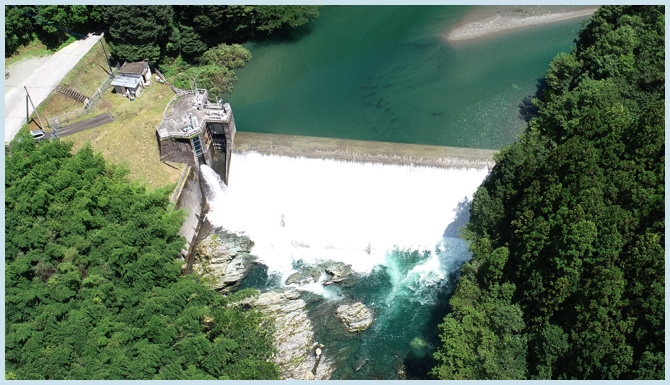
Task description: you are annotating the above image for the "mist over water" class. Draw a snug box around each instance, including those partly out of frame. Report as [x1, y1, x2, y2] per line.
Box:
[201, 154, 489, 379]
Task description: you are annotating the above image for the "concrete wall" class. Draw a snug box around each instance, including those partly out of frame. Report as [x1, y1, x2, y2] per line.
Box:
[171, 166, 205, 259]
[233, 132, 498, 169]
[158, 135, 198, 167]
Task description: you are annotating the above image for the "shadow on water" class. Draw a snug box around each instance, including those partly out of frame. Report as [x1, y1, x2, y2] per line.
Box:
[443, 197, 472, 239]
[250, 20, 318, 47]
[518, 78, 549, 123]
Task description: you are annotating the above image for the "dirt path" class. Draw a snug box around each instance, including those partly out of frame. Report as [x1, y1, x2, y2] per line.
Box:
[4, 34, 102, 143]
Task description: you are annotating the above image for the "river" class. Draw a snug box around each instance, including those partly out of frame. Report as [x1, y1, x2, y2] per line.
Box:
[205, 5, 591, 379]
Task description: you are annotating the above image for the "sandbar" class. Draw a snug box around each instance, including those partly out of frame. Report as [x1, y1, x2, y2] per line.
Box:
[233, 131, 497, 169]
[446, 5, 599, 42]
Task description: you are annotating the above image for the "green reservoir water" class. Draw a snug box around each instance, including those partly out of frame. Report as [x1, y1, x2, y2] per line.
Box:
[228, 5, 588, 149]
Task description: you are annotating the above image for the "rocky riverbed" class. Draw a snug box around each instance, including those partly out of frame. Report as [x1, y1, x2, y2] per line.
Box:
[193, 227, 457, 380]
[236, 289, 335, 380]
[194, 229, 380, 379]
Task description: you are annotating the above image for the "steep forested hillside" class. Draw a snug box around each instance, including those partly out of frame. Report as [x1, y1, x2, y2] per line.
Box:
[5, 137, 279, 380]
[433, 5, 664, 380]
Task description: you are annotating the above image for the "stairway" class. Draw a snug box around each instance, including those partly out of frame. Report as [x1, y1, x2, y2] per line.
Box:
[55, 86, 89, 104]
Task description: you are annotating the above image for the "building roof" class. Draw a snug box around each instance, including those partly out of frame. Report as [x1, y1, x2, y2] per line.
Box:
[111, 75, 141, 89]
[119, 61, 148, 75]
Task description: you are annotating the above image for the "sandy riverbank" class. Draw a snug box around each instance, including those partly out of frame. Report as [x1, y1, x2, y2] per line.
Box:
[233, 132, 497, 169]
[446, 5, 599, 42]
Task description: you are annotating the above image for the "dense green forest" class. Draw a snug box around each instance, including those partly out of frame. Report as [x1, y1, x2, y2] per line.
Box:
[5, 137, 279, 380]
[432, 5, 664, 380]
[5, 5, 319, 96]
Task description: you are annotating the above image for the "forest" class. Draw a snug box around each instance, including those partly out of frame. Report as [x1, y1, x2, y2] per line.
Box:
[5, 138, 279, 379]
[5, 5, 319, 379]
[432, 5, 665, 380]
[5, 5, 320, 95]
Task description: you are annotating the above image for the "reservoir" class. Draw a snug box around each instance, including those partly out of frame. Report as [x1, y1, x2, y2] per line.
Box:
[228, 5, 590, 149]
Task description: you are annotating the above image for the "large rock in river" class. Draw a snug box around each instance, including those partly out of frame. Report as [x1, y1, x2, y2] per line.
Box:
[322, 261, 354, 285]
[335, 302, 374, 333]
[236, 289, 334, 380]
[193, 231, 254, 293]
[285, 266, 323, 285]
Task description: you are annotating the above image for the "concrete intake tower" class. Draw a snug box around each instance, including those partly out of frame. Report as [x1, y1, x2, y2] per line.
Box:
[156, 88, 236, 184]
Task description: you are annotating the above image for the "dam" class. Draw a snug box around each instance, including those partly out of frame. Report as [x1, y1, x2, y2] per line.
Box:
[156, 88, 236, 184]
[155, 86, 497, 379]
[199, 131, 496, 379]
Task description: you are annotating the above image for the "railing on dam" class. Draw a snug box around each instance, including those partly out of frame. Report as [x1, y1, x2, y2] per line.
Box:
[155, 89, 232, 141]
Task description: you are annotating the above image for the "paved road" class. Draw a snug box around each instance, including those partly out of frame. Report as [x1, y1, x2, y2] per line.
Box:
[51, 112, 114, 138]
[4, 34, 102, 143]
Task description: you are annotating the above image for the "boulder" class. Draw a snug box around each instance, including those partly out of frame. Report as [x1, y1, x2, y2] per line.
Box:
[322, 261, 355, 286]
[409, 336, 430, 358]
[285, 266, 323, 285]
[393, 358, 407, 380]
[193, 231, 254, 292]
[236, 289, 334, 380]
[353, 357, 369, 372]
[335, 302, 374, 333]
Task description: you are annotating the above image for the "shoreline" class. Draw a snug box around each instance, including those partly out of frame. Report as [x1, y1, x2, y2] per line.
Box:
[446, 5, 599, 42]
[233, 131, 497, 169]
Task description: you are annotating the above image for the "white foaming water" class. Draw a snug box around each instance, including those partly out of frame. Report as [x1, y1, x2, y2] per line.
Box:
[201, 152, 489, 297]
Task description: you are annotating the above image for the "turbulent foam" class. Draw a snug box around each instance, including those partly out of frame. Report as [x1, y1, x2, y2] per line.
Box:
[200, 152, 489, 300]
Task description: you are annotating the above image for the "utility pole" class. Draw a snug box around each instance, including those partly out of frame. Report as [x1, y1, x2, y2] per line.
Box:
[99, 37, 113, 75]
[24, 86, 45, 130]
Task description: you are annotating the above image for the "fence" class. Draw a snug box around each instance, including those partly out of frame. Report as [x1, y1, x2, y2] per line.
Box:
[47, 62, 120, 129]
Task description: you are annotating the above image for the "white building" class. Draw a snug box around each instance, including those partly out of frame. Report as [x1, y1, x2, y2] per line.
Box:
[111, 61, 152, 98]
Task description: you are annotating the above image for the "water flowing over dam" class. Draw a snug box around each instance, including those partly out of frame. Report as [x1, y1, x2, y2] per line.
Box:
[200, 133, 494, 379]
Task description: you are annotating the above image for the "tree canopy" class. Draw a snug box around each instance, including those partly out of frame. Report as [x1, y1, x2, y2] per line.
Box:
[5, 137, 279, 380]
[433, 5, 664, 380]
[5, 5, 104, 55]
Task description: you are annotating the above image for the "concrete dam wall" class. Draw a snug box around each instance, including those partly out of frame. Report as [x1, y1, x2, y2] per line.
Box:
[232, 132, 497, 170]
[170, 165, 204, 259]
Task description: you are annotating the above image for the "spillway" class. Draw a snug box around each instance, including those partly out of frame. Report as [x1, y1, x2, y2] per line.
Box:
[200, 134, 493, 379]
